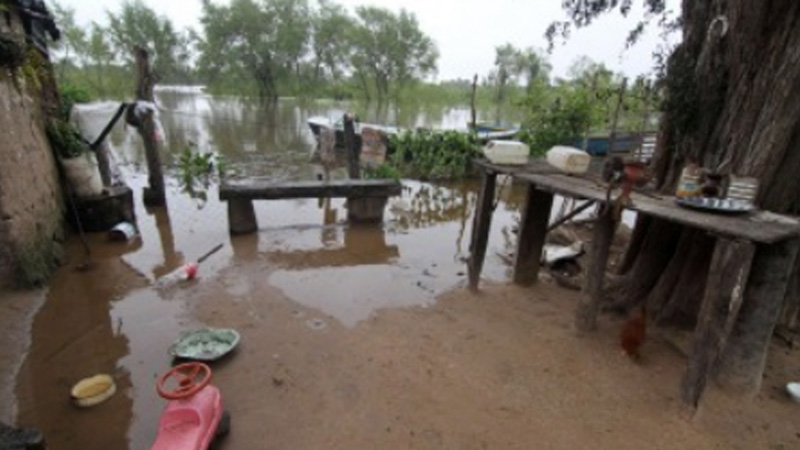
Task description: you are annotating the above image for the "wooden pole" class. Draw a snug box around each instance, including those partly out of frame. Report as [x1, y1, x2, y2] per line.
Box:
[133, 46, 166, 206]
[583, 71, 600, 152]
[468, 170, 497, 290]
[343, 113, 360, 179]
[680, 238, 755, 408]
[606, 77, 627, 158]
[470, 74, 478, 130]
[513, 185, 554, 286]
[716, 239, 800, 394]
[636, 80, 652, 160]
[575, 204, 616, 332]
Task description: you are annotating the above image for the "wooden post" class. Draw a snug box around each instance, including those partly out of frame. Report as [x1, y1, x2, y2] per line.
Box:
[133, 46, 166, 207]
[343, 114, 360, 179]
[583, 71, 600, 152]
[468, 170, 497, 290]
[680, 238, 755, 408]
[636, 80, 652, 161]
[513, 185, 554, 286]
[470, 74, 478, 130]
[575, 204, 616, 331]
[606, 77, 627, 157]
[715, 239, 800, 394]
[227, 199, 257, 235]
[94, 142, 113, 187]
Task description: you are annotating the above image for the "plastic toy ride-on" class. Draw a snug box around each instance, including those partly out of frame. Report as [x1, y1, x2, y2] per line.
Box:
[149, 362, 230, 450]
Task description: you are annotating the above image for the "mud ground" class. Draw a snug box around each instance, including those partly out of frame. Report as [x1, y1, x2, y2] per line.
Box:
[4, 271, 800, 449]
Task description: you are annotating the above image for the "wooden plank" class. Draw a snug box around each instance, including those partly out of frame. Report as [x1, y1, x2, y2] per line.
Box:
[516, 173, 800, 244]
[680, 238, 755, 408]
[716, 239, 800, 394]
[468, 171, 497, 290]
[513, 185, 554, 286]
[575, 204, 616, 332]
[220, 179, 402, 201]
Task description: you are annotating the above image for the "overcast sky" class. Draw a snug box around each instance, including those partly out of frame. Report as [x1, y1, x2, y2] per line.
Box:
[56, 0, 680, 80]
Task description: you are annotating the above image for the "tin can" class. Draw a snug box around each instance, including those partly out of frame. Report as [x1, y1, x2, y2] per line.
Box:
[109, 222, 137, 242]
[727, 176, 759, 203]
[676, 165, 701, 197]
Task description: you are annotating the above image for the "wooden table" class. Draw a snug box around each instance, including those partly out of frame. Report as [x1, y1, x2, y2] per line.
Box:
[467, 158, 800, 407]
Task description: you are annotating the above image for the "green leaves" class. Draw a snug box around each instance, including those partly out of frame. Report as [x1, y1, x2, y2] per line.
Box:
[349, 6, 439, 102]
[387, 130, 480, 180]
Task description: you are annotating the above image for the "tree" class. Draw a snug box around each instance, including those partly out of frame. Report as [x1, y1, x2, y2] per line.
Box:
[311, 0, 353, 83]
[49, 2, 86, 79]
[515, 47, 552, 95]
[489, 44, 521, 104]
[555, 0, 800, 398]
[266, 0, 311, 81]
[198, 0, 312, 101]
[106, 0, 189, 84]
[350, 6, 438, 102]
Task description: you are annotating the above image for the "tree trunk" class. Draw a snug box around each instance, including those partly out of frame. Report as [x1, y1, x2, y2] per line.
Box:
[613, 0, 800, 396]
[618, 0, 800, 300]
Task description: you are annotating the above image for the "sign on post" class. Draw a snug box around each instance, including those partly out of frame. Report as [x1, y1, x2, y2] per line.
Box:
[359, 127, 387, 169]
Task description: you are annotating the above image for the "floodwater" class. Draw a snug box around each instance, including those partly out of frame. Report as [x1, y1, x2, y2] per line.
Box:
[7, 90, 800, 450]
[12, 91, 531, 448]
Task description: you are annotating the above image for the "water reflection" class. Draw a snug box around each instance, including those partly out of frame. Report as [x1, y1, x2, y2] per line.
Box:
[147, 206, 182, 280]
[15, 239, 139, 450]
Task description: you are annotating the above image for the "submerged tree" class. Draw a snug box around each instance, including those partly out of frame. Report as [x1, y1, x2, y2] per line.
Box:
[350, 6, 438, 102]
[554, 0, 800, 397]
[198, 0, 288, 102]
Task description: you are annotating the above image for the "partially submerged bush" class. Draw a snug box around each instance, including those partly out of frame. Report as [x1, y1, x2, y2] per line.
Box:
[388, 129, 481, 180]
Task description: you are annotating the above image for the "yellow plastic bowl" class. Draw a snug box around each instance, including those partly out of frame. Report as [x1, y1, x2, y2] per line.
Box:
[71, 374, 116, 408]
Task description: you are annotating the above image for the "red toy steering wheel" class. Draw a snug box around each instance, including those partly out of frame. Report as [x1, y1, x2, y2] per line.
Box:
[157, 362, 212, 400]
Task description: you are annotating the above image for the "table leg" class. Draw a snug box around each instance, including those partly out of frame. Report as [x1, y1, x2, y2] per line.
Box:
[468, 171, 497, 290]
[575, 204, 616, 332]
[228, 199, 257, 235]
[680, 238, 755, 408]
[716, 238, 800, 395]
[513, 185, 553, 286]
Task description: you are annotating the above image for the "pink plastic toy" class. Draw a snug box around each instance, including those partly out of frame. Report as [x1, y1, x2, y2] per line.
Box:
[149, 362, 230, 450]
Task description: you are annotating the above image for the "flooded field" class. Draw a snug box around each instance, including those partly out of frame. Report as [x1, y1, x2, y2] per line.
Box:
[4, 91, 799, 449]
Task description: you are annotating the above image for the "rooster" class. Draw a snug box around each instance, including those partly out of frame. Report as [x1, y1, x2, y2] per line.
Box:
[620, 305, 646, 360]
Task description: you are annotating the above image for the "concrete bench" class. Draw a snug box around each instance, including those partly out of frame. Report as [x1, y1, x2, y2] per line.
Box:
[219, 179, 403, 234]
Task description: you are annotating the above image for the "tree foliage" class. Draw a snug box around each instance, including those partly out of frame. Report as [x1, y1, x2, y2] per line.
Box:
[51, 0, 191, 98]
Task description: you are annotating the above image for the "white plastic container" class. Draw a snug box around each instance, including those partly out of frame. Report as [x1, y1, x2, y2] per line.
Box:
[546, 146, 591, 174]
[482, 140, 529, 165]
[61, 153, 104, 197]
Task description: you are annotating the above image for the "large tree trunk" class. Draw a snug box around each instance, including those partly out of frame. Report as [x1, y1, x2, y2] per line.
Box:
[616, 0, 800, 388]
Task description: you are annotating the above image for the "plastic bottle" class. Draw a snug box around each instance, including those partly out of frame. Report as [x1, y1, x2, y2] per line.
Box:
[155, 263, 198, 287]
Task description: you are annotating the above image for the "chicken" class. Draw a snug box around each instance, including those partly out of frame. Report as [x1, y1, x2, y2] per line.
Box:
[620, 305, 646, 360]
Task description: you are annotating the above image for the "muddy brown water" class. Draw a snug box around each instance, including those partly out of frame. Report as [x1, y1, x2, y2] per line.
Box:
[4, 91, 799, 449]
[7, 92, 531, 448]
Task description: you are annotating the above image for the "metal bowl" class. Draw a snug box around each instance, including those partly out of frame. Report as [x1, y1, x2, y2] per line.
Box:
[675, 196, 755, 214]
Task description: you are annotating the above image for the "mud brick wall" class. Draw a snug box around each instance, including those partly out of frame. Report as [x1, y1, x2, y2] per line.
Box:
[0, 11, 64, 288]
